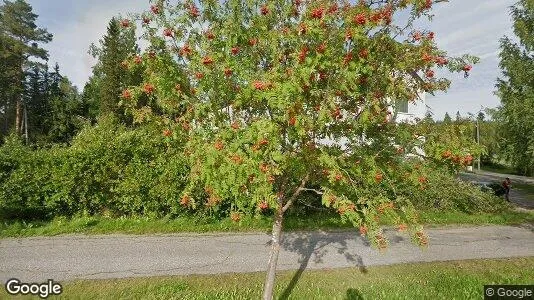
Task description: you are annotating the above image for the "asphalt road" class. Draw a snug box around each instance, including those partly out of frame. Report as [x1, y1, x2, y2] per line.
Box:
[459, 171, 534, 209]
[1, 225, 533, 283]
[476, 170, 534, 185]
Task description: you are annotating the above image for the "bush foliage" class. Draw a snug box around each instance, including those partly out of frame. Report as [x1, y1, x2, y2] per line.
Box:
[0, 120, 502, 221]
[0, 117, 189, 220]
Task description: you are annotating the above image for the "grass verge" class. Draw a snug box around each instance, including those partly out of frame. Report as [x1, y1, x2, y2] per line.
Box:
[1, 209, 533, 238]
[1, 257, 533, 299]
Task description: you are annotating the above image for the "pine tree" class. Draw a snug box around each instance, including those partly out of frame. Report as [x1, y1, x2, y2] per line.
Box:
[24, 65, 46, 140]
[0, 0, 52, 136]
[45, 64, 83, 144]
[443, 112, 452, 123]
[80, 76, 102, 123]
[423, 111, 435, 124]
[0, 31, 18, 139]
[496, 0, 534, 176]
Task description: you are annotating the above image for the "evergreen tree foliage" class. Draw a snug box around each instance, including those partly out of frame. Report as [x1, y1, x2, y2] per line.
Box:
[495, 0, 534, 176]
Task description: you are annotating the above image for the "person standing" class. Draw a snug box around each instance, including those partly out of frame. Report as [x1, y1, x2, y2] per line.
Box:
[502, 178, 512, 201]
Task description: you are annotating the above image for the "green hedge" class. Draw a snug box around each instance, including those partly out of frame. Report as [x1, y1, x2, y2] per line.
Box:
[0, 136, 54, 219]
[0, 117, 189, 220]
[0, 119, 505, 221]
[395, 164, 505, 213]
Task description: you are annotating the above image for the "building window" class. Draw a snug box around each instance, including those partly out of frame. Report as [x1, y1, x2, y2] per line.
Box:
[395, 99, 408, 113]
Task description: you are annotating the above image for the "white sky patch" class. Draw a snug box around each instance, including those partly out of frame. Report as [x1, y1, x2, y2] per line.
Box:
[417, 0, 516, 118]
[28, 0, 147, 88]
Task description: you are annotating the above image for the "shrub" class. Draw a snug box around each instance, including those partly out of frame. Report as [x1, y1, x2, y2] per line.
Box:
[46, 116, 189, 217]
[0, 117, 190, 221]
[0, 121, 505, 221]
[289, 161, 506, 218]
[395, 163, 506, 213]
[0, 136, 57, 220]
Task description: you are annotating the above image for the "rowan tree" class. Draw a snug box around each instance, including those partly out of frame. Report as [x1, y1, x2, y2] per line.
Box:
[120, 0, 477, 298]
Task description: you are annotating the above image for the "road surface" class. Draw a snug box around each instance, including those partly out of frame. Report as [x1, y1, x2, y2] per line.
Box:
[1, 225, 533, 282]
[459, 171, 534, 209]
[476, 170, 534, 185]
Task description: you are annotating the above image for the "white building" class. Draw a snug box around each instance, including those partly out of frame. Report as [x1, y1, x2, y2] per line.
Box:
[393, 92, 427, 124]
[391, 92, 427, 158]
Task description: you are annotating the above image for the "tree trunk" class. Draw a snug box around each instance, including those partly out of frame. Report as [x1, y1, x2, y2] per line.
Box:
[2, 102, 7, 135]
[262, 206, 284, 300]
[262, 176, 307, 299]
[23, 103, 28, 144]
[15, 98, 22, 135]
[15, 57, 24, 136]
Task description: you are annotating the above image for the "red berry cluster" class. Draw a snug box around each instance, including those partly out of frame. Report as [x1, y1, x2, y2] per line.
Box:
[214, 140, 224, 150]
[150, 5, 160, 14]
[354, 13, 366, 25]
[122, 89, 132, 99]
[205, 30, 215, 40]
[143, 83, 155, 94]
[298, 46, 309, 63]
[189, 5, 200, 18]
[202, 56, 214, 65]
[180, 195, 190, 206]
[375, 172, 383, 183]
[230, 212, 241, 222]
[163, 28, 173, 37]
[260, 5, 269, 15]
[435, 56, 448, 66]
[230, 154, 243, 164]
[259, 201, 269, 210]
[253, 81, 272, 91]
[179, 44, 192, 57]
[442, 150, 473, 166]
[310, 7, 324, 19]
[163, 129, 172, 137]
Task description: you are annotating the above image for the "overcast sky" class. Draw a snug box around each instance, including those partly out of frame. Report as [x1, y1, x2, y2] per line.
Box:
[27, 0, 517, 119]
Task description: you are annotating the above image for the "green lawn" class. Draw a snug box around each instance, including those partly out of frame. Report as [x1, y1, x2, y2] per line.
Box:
[2, 257, 532, 299]
[1, 209, 533, 238]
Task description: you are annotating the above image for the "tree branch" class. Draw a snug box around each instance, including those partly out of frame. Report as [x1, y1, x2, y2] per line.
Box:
[282, 174, 309, 213]
[297, 198, 329, 211]
[300, 188, 324, 195]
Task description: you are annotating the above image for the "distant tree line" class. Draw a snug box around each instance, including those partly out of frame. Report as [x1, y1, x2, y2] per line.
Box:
[420, 111, 490, 166]
[494, 0, 534, 176]
[0, 0, 141, 146]
[1, 0, 532, 177]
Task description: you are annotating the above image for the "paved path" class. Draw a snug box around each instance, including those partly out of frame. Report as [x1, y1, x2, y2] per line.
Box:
[459, 171, 534, 209]
[476, 170, 534, 185]
[1, 225, 533, 282]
